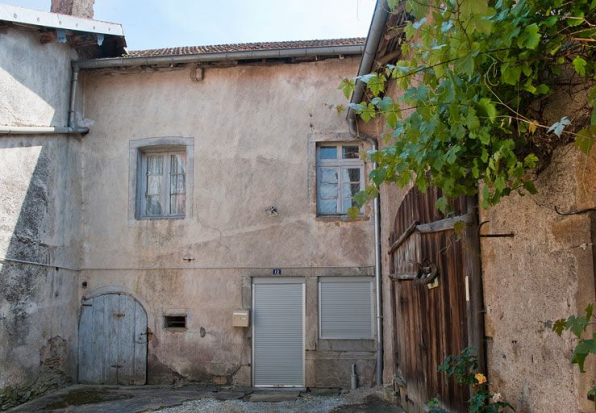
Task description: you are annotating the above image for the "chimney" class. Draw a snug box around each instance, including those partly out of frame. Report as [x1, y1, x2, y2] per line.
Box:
[51, 0, 95, 19]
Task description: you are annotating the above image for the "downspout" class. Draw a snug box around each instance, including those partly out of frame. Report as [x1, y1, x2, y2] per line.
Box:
[0, 64, 89, 135]
[346, 0, 390, 387]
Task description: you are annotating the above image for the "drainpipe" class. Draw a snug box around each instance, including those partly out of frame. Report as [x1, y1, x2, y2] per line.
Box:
[346, 0, 390, 387]
[0, 64, 89, 135]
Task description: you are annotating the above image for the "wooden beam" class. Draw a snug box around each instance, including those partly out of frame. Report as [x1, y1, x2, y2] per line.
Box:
[389, 272, 419, 280]
[387, 220, 419, 255]
[416, 213, 473, 234]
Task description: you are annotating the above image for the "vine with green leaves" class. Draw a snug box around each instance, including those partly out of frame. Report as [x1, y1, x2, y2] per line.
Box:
[428, 347, 513, 412]
[342, 0, 596, 215]
[553, 304, 596, 407]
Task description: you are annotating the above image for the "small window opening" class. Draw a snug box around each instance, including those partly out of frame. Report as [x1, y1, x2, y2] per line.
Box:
[164, 315, 186, 329]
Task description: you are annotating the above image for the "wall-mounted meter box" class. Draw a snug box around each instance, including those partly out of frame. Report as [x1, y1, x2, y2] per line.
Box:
[232, 309, 250, 327]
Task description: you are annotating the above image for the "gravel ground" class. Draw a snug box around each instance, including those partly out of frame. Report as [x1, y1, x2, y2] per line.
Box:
[154, 387, 393, 413]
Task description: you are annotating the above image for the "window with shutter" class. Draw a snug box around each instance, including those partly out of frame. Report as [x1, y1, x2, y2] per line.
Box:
[319, 277, 374, 339]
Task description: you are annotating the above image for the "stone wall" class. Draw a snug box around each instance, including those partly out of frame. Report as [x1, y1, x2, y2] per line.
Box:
[480, 144, 596, 412]
[0, 27, 82, 409]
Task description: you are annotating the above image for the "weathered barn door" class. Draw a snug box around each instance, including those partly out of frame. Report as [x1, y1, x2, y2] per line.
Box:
[78, 293, 147, 385]
[388, 188, 484, 412]
[252, 278, 304, 387]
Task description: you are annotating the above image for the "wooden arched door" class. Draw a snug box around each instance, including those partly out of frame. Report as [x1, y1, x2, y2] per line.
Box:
[388, 188, 484, 412]
[78, 293, 147, 385]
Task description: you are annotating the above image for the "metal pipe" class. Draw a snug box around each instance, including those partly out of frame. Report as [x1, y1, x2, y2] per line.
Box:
[345, 0, 391, 387]
[371, 140, 383, 387]
[68, 66, 79, 129]
[73, 44, 365, 70]
[346, 0, 390, 132]
[0, 126, 88, 134]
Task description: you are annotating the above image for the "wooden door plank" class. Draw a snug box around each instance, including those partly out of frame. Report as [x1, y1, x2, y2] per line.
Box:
[133, 298, 148, 384]
[117, 294, 135, 384]
[93, 294, 107, 383]
[105, 294, 119, 384]
[78, 297, 95, 383]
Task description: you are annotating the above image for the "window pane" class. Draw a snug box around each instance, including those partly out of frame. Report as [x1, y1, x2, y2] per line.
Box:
[342, 168, 360, 183]
[318, 146, 337, 160]
[318, 199, 338, 215]
[146, 195, 162, 216]
[342, 198, 358, 213]
[320, 182, 338, 198]
[169, 174, 185, 194]
[320, 168, 338, 183]
[342, 183, 360, 213]
[342, 183, 361, 198]
[147, 155, 164, 175]
[342, 146, 359, 159]
[170, 154, 186, 174]
[147, 175, 162, 196]
[170, 194, 186, 215]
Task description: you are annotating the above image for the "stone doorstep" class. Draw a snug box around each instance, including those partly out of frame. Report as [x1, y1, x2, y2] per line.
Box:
[248, 390, 302, 402]
[308, 388, 341, 397]
[211, 391, 248, 401]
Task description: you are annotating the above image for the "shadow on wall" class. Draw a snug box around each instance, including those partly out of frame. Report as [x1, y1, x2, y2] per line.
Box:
[0, 140, 79, 410]
[0, 27, 73, 128]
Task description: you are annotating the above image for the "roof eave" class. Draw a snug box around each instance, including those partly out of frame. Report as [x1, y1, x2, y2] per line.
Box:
[74, 44, 365, 70]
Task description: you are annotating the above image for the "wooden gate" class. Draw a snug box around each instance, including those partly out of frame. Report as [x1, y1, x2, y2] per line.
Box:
[389, 188, 484, 412]
[78, 293, 148, 385]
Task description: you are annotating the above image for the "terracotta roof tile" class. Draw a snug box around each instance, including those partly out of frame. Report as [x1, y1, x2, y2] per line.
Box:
[128, 38, 365, 58]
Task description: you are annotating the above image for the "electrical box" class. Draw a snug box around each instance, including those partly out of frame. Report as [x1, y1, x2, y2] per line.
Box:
[232, 309, 250, 327]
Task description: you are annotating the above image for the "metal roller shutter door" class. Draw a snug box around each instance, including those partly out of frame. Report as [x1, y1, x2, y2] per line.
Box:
[253, 279, 304, 387]
[319, 277, 374, 339]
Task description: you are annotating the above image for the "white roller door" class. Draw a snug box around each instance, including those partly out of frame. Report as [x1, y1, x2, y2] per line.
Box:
[252, 278, 304, 387]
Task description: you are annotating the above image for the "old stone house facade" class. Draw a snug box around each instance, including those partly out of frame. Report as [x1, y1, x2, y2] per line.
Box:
[0, 2, 383, 409]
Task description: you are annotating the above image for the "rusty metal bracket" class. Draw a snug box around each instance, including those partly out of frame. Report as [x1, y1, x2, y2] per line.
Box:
[478, 220, 514, 238]
[555, 206, 596, 216]
[414, 260, 439, 285]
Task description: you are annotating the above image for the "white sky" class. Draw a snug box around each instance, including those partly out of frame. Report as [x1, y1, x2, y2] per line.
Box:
[6, 0, 376, 51]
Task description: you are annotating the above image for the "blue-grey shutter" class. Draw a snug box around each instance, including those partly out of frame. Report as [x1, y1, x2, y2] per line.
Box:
[319, 277, 374, 339]
[253, 279, 304, 387]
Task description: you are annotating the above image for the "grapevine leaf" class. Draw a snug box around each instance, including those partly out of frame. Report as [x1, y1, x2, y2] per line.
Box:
[573, 56, 587, 77]
[575, 128, 595, 154]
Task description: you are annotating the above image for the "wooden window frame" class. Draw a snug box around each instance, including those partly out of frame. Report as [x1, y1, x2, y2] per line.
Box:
[128, 137, 194, 223]
[139, 149, 186, 219]
[316, 144, 364, 216]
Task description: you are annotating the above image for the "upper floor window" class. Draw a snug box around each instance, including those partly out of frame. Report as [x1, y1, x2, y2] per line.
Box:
[139, 150, 186, 218]
[316, 144, 363, 215]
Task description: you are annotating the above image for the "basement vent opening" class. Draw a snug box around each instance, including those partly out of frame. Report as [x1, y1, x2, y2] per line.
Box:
[164, 315, 186, 329]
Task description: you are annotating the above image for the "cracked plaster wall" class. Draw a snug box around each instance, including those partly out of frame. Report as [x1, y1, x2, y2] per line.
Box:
[79, 57, 377, 387]
[0, 27, 82, 409]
